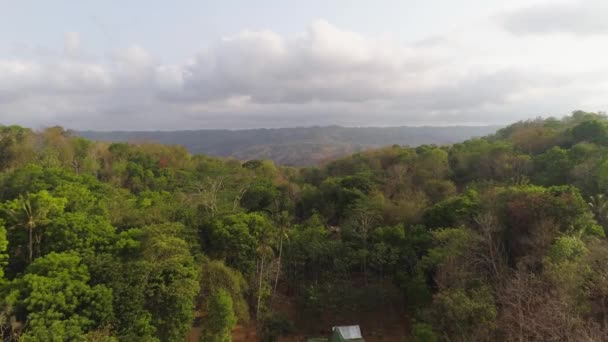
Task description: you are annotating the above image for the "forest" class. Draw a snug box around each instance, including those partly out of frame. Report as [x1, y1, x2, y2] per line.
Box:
[1, 110, 608, 341]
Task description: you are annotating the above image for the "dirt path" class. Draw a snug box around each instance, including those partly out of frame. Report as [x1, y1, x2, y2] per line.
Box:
[233, 323, 258, 341]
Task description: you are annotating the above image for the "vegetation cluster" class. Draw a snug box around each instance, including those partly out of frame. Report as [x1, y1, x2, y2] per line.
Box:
[0, 111, 607, 341]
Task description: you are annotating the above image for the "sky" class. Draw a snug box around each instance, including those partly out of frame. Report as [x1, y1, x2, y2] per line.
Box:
[1, 0, 607, 130]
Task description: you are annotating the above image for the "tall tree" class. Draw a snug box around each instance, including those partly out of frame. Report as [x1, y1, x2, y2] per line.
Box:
[141, 223, 200, 342]
[2, 191, 66, 264]
[201, 290, 237, 342]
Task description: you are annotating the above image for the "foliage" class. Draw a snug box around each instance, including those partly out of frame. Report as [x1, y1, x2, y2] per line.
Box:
[8, 252, 113, 341]
[199, 258, 249, 323]
[200, 290, 236, 342]
[1, 112, 608, 340]
[259, 312, 294, 342]
[412, 322, 438, 342]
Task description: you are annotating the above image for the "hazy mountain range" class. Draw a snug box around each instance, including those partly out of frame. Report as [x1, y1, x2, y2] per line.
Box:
[77, 125, 503, 166]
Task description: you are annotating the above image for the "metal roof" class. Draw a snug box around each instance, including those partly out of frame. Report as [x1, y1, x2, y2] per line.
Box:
[332, 325, 362, 340]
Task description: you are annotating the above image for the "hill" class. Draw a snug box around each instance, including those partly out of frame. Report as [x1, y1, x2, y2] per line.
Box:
[3, 111, 608, 341]
[77, 125, 502, 165]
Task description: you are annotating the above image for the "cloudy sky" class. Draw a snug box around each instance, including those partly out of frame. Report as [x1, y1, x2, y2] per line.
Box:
[1, 0, 607, 130]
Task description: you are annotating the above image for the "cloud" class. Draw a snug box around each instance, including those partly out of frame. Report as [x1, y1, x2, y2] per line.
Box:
[1, 17, 608, 130]
[166, 20, 545, 108]
[502, 0, 608, 35]
[64, 32, 81, 56]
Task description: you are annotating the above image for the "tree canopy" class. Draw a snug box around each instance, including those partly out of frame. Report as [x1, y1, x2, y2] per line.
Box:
[0, 111, 608, 340]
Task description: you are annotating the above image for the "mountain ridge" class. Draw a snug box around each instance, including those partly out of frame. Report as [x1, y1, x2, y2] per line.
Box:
[77, 125, 503, 166]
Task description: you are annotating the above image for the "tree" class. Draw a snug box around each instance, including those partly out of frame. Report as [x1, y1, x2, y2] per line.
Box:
[254, 221, 277, 319]
[509, 125, 558, 155]
[203, 213, 259, 274]
[240, 180, 279, 213]
[200, 290, 237, 342]
[423, 190, 480, 229]
[199, 258, 249, 324]
[259, 312, 294, 342]
[429, 286, 496, 341]
[422, 228, 478, 289]
[412, 322, 438, 342]
[192, 177, 225, 217]
[532, 147, 571, 186]
[42, 213, 116, 256]
[495, 268, 596, 341]
[91, 255, 158, 341]
[449, 139, 526, 183]
[6, 252, 113, 341]
[344, 195, 383, 284]
[571, 120, 608, 145]
[2, 191, 66, 264]
[140, 223, 200, 342]
[0, 222, 8, 279]
[473, 214, 507, 281]
[415, 148, 450, 181]
[585, 241, 608, 332]
[0, 125, 34, 171]
[589, 194, 608, 228]
[283, 213, 345, 286]
[272, 211, 290, 297]
[498, 185, 594, 268]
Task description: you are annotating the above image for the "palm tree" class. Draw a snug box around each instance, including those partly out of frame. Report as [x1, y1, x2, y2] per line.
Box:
[4, 192, 63, 263]
[256, 240, 274, 318]
[589, 194, 608, 227]
[272, 211, 290, 296]
[253, 214, 280, 319]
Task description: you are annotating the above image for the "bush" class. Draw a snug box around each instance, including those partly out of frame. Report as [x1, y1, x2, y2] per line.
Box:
[260, 312, 295, 342]
[412, 323, 438, 342]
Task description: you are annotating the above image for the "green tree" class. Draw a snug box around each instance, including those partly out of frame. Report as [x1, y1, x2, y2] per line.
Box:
[0, 222, 8, 279]
[344, 195, 383, 284]
[429, 286, 496, 341]
[141, 223, 200, 342]
[588, 194, 608, 228]
[7, 252, 113, 341]
[199, 258, 249, 323]
[533, 147, 571, 185]
[0, 125, 34, 171]
[203, 213, 258, 274]
[200, 290, 236, 342]
[3, 191, 66, 264]
[571, 120, 608, 145]
[42, 213, 116, 256]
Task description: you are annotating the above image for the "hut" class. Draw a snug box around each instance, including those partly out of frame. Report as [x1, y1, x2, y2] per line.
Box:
[306, 325, 365, 342]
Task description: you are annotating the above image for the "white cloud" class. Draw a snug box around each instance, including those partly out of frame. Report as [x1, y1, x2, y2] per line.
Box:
[502, 0, 608, 35]
[1, 12, 608, 130]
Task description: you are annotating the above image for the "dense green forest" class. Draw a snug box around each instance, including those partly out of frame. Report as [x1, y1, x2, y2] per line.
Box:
[2, 111, 608, 341]
[78, 125, 500, 166]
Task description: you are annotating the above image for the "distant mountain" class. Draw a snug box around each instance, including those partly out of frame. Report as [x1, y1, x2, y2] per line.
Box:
[77, 125, 503, 165]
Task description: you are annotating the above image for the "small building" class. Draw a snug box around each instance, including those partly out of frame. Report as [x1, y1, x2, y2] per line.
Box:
[330, 325, 364, 342]
[306, 325, 365, 342]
